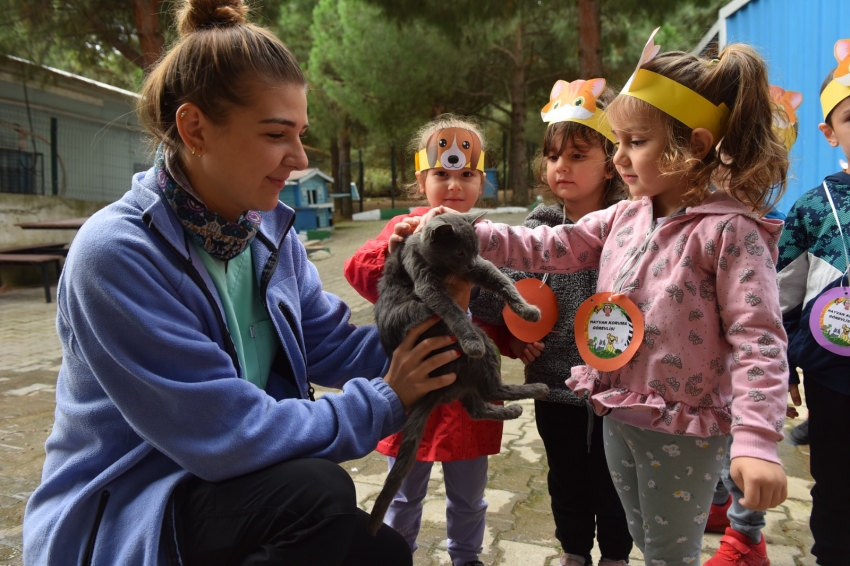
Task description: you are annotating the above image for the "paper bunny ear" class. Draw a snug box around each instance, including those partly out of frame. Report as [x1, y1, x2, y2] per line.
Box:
[623, 27, 661, 92]
[618, 26, 730, 142]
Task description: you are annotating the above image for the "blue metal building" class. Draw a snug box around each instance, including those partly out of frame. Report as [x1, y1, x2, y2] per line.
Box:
[696, 0, 850, 213]
[278, 168, 334, 233]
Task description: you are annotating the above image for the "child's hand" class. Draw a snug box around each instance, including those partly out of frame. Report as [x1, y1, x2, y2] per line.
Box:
[786, 383, 802, 419]
[383, 316, 459, 411]
[387, 217, 421, 254]
[509, 337, 545, 365]
[411, 206, 460, 234]
[730, 456, 787, 511]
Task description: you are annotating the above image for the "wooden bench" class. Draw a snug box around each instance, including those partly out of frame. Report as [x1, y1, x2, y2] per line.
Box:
[0, 243, 69, 256]
[0, 254, 64, 303]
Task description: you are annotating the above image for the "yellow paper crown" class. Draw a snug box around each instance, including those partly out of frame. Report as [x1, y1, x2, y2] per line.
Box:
[820, 39, 850, 120]
[769, 85, 803, 153]
[540, 78, 616, 143]
[620, 28, 730, 142]
[414, 127, 485, 173]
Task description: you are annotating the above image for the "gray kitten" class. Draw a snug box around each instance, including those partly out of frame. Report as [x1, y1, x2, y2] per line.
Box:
[368, 212, 550, 535]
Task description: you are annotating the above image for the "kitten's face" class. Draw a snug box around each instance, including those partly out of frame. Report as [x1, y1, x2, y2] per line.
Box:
[420, 213, 483, 274]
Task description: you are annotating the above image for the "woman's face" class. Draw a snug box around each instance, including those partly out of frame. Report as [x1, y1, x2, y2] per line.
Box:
[189, 82, 309, 221]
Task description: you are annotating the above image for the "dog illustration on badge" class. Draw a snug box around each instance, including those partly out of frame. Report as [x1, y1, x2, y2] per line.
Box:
[424, 128, 483, 171]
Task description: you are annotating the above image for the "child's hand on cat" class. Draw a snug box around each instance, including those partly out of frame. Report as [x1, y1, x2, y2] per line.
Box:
[730, 456, 787, 511]
[411, 206, 461, 234]
[509, 338, 545, 365]
[383, 316, 460, 411]
[388, 217, 422, 254]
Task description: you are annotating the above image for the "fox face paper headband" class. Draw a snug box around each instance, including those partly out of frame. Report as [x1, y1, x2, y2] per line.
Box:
[415, 128, 485, 173]
[821, 39, 850, 120]
[540, 78, 616, 143]
[770, 85, 803, 153]
[620, 28, 731, 142]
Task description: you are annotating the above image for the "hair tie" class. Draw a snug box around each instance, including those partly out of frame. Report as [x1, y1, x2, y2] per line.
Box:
[708, 58, 721, 67]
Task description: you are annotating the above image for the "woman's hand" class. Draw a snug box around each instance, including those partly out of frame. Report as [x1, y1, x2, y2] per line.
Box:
[383, 317, 459, 411]
[509, 337, 545, 365]
[730, 456, 787, 511]
[387, 217, 421, 254]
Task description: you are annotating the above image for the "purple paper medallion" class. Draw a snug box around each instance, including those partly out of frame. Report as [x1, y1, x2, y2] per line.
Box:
[809, 286, 850, 356]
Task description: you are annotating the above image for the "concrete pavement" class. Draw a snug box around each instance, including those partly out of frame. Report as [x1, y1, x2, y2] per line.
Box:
[0, 214, 817, 565]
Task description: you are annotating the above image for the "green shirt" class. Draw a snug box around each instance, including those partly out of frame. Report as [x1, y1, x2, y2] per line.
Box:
[194, 244, 277, 390]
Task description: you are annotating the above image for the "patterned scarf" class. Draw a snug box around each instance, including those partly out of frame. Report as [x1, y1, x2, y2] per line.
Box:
[154, 146, 262, 261]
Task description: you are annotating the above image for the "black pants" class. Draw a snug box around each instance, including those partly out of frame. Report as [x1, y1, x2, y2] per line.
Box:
[162, 458, 411, 566]
[805, 377, 850, 566]
[535, 401, 633, 562]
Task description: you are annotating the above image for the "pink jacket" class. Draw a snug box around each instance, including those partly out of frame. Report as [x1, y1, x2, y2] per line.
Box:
[476, 193, 788, 463]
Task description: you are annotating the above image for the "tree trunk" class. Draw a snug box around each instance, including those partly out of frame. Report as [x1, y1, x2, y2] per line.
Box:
[134, 0, 165, 72]
[577, 0, 603, 78]
[508, 22, 529, 206]
[330, 137, 340, 193]
[338, 122, 353, 218]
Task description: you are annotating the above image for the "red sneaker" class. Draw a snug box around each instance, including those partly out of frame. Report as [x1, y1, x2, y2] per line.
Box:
[705, 494, 732, 533]
[704, 528, 771, 566]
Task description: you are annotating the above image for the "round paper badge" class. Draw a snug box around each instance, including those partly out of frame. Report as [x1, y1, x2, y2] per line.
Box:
[809, 287, 850, 356]
[503, 278, 559, 343]
[574, 292, 644, 371]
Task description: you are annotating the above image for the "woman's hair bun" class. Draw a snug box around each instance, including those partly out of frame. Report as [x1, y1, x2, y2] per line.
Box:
[177, 0, 248, 36]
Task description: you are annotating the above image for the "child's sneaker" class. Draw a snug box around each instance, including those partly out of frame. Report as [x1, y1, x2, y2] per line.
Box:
[705, 528, 770, 566]
[787, 419, 809, 445]
[598, 560, 630, 565]
[559, 555, 586, 566]
[705, 494, 732, 533]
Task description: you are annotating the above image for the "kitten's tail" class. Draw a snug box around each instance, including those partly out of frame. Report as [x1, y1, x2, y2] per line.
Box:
[367, 395, 438, 536]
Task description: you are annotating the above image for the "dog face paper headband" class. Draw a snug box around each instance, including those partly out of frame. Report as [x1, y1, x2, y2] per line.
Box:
[770, 85, 803, 153]
[540, 78, 616, 143]
[821, 39, 850, 121]
[415, 128, 485, 173]
[620, 28, 730, 142]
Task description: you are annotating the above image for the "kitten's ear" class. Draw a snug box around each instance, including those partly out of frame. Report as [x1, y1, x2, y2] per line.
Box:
[431, 223, 455, 240]
[464, 210, 487, 224]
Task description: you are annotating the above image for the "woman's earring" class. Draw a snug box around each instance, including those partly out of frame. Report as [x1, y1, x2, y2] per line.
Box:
[191, 146, 196, 156]
[179, 110, 187, 118]
[197, 148, 203, 157]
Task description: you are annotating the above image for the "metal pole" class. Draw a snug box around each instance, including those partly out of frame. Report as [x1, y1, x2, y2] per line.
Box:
[358, 149, 364, 212]
[50, 117, 58, 196]
[390, 145, 396, 209]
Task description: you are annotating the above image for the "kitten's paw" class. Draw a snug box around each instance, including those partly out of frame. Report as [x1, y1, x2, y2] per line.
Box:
[529, 384, 550, 399]
[460, 336, 487, 359]
[504, 404, 524, 419]
[514, 304, 541, 322]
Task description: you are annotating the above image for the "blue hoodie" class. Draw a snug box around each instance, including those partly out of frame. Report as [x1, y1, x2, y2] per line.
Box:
[23, 168, 405, 565]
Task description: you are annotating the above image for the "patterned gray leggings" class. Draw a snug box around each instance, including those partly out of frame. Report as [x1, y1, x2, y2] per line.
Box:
[602, 418, 727, 565]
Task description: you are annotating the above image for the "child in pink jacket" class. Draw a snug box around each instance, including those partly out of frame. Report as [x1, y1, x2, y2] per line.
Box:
[418, 36, 791, 566]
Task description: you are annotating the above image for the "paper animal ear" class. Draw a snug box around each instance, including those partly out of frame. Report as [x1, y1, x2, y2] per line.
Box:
[587, 78, 606, 98]
[550, 80, 568, 100]
[465, 210, 488, 224]
[623, 27, 661, 92]
[426, 130, 442, 170]
[835, 39, 850, 63]
[788, 91, 803, 111]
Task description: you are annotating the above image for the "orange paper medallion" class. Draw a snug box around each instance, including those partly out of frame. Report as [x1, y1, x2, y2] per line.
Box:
[503, 278, 559, 343]
[574, 292, 644, 371]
